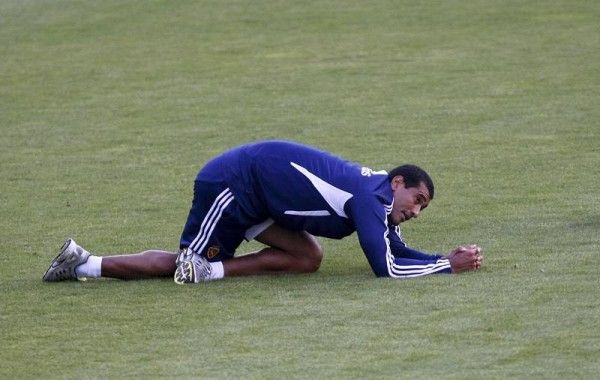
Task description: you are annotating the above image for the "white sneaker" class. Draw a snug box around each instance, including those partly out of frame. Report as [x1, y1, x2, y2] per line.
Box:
[174, 248, 212, 284]
[43, 239, 91, 281]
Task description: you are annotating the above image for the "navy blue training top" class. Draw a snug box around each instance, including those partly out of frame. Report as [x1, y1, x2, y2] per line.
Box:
[198, 140, 451, 278]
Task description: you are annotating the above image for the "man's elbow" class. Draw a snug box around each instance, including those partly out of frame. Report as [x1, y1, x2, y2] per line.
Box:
[370, 264, 392, 278]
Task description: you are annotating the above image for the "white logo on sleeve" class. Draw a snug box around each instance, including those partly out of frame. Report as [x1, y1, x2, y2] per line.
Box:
[361, 167, 387, 177]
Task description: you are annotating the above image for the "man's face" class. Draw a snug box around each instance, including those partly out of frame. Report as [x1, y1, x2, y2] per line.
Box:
[388, 176, 431, 225]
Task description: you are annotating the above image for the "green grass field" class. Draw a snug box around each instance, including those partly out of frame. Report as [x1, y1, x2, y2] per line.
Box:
[1, 0, 598, 378]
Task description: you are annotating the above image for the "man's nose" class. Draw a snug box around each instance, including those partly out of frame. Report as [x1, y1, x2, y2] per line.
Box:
[412, 205, 421, 218]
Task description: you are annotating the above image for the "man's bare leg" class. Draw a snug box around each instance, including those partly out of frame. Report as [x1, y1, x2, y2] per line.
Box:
[101, 250, 177, 280]
[223, 224, 323, 277]
[102, 223, 322, 280]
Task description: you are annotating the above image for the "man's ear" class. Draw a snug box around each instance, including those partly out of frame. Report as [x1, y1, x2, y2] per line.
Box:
[391, 175, 404, 190]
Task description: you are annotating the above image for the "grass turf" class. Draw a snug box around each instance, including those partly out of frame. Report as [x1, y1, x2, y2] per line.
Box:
[1, 0, 598, 378]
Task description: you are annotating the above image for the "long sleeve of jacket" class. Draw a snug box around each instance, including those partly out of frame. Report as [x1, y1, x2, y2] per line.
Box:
[349, 195, 452, 278]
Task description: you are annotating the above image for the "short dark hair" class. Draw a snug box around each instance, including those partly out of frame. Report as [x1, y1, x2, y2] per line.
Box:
[388, 164, 435, 199]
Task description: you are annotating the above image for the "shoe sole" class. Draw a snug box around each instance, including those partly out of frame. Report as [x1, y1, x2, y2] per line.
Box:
[174, 261, 195, 284]
[42, 239, 79, 281]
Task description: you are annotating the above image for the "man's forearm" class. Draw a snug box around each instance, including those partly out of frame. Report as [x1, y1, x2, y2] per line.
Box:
[393, 244, 443, 261]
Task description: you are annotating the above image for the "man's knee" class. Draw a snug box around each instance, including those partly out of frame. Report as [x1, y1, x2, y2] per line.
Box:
[255, 225, 323, 273]
[299, 235, 323, 273]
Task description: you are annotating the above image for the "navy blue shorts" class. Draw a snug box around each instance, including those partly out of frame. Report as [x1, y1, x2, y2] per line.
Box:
[179, 180, 273, 261]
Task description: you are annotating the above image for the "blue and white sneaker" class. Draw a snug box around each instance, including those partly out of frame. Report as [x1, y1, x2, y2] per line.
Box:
[174, 248, 212, 284]
[43, 239, 91, 281]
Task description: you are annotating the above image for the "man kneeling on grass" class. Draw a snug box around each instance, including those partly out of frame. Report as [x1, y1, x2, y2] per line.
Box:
[43, 140, 483, 284]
